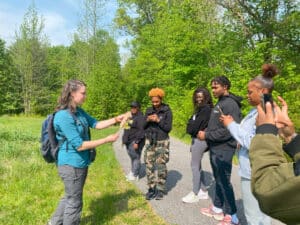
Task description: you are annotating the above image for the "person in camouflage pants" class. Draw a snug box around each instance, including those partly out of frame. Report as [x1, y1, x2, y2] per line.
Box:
[144, 139, 170, 192]
[144, 88, 173, 200]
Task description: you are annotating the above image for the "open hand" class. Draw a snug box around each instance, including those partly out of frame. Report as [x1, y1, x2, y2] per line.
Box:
[274, 96, 295, 141]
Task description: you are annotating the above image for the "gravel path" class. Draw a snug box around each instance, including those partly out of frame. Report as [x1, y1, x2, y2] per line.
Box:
[113, 135, 284, 225]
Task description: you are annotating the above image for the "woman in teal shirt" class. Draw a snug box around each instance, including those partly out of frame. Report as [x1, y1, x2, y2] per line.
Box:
[48, 80, 124, 225]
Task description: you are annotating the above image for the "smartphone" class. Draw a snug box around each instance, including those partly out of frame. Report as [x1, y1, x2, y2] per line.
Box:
[216, 105, 224, 115]
[261, 94, 273, 112]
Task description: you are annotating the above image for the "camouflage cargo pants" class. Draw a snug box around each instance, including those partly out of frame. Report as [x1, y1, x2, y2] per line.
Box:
[144, 139, 170, 192]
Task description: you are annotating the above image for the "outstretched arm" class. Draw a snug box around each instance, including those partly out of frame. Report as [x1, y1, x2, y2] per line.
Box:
[77, 132, 119, 151]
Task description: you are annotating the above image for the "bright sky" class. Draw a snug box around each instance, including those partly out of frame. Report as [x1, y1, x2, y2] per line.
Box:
[0, 0, 127, 48]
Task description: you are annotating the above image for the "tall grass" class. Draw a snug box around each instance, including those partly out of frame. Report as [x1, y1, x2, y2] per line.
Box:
[0, 116, 167, 225]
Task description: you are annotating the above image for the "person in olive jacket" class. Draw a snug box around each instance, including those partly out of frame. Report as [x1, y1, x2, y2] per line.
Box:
[250, 96, 300, 224]
[122, 101, 145, 181]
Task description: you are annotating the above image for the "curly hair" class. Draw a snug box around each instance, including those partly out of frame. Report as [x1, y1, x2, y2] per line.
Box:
[251, 64, 279, 93]
[211, 75, 231, 90]
[193, 87, 214, 109]
[148, 88, 165, 99]
[56, 79, 86, 113]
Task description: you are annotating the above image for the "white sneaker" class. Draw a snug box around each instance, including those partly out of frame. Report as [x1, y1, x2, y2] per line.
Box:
[198, 189, 209, 199]
[182, 191, 200, 203]
[126, 172, 138, 181]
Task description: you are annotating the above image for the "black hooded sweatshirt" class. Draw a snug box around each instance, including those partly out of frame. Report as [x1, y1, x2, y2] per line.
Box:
[144, 103, 172, 141]
[205, 93, 242, 150]
[186, 104, 212, 138]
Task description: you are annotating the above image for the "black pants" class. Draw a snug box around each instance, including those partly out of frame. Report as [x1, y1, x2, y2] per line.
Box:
[210, 147, 237, 215]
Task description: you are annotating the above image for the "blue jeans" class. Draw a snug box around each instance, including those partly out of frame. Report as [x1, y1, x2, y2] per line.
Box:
[50, 165, 88, 225]
[210, 147, 237, 215]
[241, 177, 271, 225]
[126, 140, 144, 177]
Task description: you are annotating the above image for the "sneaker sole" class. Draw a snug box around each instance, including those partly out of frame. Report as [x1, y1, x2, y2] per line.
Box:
[200, 210, 224, 221]
[182, 198, 199, 203]
[198, 196, 209, 200]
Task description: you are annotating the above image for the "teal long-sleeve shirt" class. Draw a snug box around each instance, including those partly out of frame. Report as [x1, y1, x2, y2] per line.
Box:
[53, 107, 97, 168]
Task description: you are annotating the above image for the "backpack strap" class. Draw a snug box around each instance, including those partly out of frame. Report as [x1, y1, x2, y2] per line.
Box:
[69, 110, 96, 162]
[69, 111, 91, 141]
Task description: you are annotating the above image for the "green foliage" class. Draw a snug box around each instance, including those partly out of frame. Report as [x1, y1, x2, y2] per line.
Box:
[9, 3, 50, 115]
[116, 0, 299, 135]
[0, 39, 23, 114]
[79, 30, 124, 119]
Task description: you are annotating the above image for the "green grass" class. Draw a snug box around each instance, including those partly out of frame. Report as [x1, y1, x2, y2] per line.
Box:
[0, 116, 167, 225]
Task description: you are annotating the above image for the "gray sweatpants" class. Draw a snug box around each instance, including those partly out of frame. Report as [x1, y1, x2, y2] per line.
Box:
[50, 165, 88, 225]
[190, 138, 208, 194]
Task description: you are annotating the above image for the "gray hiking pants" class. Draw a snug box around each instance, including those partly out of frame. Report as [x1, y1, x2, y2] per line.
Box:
[50, 165, 88, 225]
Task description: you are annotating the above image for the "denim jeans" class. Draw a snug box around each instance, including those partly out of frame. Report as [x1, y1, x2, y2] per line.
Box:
[241, 177, 271, 225]
[126, 140, 144, 177]
[50, 165, 88, 225]
[190, 138, 208, 194]
[210, 147, 237, 215]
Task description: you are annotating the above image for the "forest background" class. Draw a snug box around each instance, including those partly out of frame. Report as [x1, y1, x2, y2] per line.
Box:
[0, 0, 299, 136]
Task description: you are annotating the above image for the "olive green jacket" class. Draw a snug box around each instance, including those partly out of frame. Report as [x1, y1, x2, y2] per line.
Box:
[249, 125, 300, 225]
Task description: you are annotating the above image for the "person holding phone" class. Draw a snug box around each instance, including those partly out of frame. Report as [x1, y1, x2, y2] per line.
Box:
[219, 64, 279, 225]
[144, 88, 172, 200]
[249, 97, 300, 224]
[198, 76, 242, 225]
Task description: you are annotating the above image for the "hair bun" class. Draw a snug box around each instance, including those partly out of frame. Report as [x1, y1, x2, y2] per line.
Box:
[261, 64, 279, 78]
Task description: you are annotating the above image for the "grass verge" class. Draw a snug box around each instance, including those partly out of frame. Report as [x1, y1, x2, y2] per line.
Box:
[0, 115, 167, 225]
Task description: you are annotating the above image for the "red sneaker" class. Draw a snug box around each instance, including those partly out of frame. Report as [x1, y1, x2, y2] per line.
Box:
[200, 205, 224, 221]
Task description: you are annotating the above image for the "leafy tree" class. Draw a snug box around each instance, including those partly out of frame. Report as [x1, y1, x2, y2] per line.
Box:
[71, 0, 125, 118]
[10, 3, 49, 115]
[116, 0, 299, 134]
[214, 0, 300, 116]
[116, 0, 224, 133]
[83, 30, 123, 118]
[43, 45, 79, 112]
[0, 39, 22, 114]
